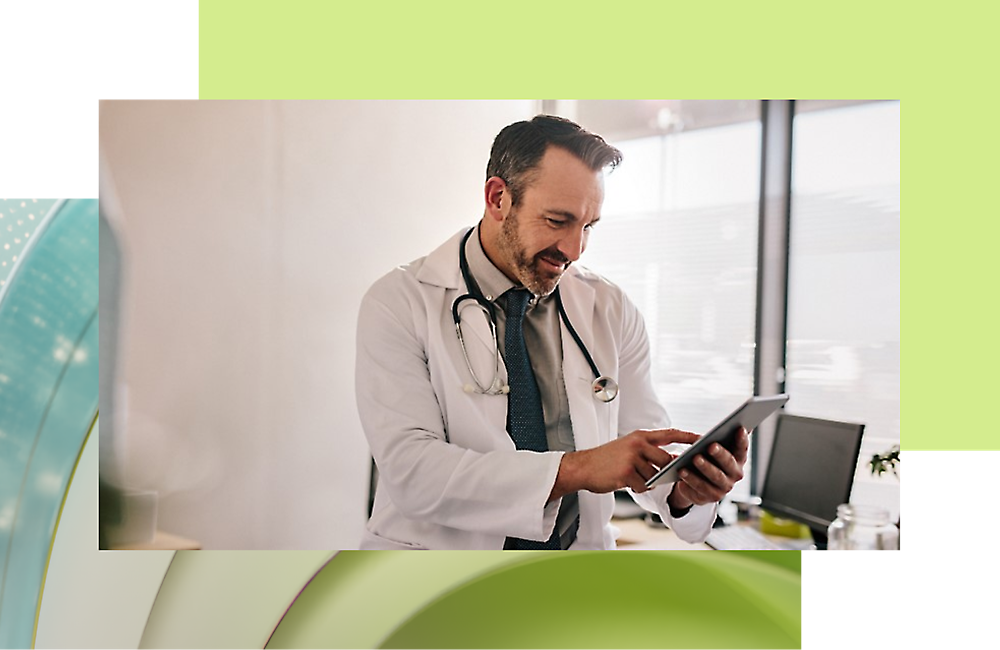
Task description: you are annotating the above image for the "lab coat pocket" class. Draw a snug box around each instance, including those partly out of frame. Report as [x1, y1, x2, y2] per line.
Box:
[360, 528, 429, 550]
[565, 375, 600, 451]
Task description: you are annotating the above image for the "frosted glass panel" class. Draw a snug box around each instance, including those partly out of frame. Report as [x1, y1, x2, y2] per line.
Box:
[581, 103, 761, 500]
[786, 102, 900, 518]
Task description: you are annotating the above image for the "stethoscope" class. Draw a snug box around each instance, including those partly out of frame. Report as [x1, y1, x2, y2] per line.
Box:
[452, 228, 619, 403]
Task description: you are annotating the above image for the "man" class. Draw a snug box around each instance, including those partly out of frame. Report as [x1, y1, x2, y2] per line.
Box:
[356, 115, 748, 550]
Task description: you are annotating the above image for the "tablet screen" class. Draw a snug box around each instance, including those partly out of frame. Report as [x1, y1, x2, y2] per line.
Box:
[645, 394, 789, 489]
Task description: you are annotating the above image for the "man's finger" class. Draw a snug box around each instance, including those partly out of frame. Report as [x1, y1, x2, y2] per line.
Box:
[644, 428, 700, 447]
[634, 460, 657, 483]
[640, 443, 673, 468]
[628, 469, 650, 493]
[673, 477, 711, 507]
[693, 453, 729, 486]
[706, 443, 742, 479]
[678, 469, 722, 504]
[731, 427, 750, 464]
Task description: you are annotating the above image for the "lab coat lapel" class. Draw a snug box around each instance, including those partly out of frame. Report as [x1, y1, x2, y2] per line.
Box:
[416, 228, 466, 291]
[559, 272, 601, 452]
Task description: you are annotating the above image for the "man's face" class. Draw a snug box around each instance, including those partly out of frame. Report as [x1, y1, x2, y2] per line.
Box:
[494, 146, 605, 296]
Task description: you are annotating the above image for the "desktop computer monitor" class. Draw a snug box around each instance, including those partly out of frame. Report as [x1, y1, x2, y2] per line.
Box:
[759, 413, 865, 548]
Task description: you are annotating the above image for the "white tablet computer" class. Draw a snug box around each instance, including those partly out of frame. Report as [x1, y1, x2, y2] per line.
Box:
[645, 394, 789, 489]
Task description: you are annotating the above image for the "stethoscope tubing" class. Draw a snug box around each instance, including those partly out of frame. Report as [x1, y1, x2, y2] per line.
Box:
[453, 228, 618, 402]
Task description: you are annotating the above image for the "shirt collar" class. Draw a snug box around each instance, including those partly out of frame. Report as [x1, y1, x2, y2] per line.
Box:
[465, 222, 518, 303]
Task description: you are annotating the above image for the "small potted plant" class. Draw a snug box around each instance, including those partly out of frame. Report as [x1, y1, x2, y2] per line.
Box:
[869, 444, 899, 479]
[869, 444, 900, 531]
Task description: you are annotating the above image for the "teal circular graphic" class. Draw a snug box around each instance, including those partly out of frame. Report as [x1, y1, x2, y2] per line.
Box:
[0, 199, 99, 648]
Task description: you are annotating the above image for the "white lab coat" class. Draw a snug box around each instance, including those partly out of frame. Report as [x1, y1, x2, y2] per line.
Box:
[356, 229, 716, 549]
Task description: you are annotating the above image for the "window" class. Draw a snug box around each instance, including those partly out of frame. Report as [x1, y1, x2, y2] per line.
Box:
[786, 101, 900, 518]
[571, 101, 761, 499]
[556, 100, 899, 515]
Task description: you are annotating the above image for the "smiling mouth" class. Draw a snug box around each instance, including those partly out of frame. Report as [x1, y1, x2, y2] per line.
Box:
[538, 256, 568, 273]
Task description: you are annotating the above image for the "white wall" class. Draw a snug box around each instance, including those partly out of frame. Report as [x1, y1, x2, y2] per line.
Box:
[99, 100, 537, 549]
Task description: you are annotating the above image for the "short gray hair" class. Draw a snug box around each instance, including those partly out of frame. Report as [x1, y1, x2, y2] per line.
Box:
[486, 115, 622, 206]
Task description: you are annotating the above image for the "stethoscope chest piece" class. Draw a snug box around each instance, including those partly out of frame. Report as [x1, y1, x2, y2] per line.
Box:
[591, 376, 619, 403]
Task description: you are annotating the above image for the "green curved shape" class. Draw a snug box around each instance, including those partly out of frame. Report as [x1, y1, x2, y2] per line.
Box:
[0, 199, 99, 648]
[266, 551, 798, 649]
[723, 549, 800, 574]
[139, 551, 334, 649]
[266, 552, 538, 649]
[380, 552, 800, 649]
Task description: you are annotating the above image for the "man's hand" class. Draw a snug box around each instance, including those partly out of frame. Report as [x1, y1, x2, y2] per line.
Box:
[667, 427, 749, 512]
[550, 429, 700, 501]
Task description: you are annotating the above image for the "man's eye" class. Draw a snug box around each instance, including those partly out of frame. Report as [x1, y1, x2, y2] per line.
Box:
[546, 218, 564, 227]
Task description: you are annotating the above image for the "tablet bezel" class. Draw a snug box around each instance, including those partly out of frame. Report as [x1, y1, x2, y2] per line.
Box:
[644, 394, 790, 489]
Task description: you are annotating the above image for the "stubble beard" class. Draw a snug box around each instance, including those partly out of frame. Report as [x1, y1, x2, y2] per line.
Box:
[496, 208, 566, 297]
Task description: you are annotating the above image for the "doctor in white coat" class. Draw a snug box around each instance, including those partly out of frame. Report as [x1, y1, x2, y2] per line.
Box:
[356, 115, 748, 550]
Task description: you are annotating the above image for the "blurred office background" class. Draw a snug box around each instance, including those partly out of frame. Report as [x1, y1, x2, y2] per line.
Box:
[98, 100, 899, 550]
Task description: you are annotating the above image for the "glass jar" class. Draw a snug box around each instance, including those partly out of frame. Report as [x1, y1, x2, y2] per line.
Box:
[827, 504, 899, 550]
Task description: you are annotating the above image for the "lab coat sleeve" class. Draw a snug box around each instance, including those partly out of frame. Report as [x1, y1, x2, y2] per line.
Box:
[613, 290, 716, 544]
[355, 273, 561, 542]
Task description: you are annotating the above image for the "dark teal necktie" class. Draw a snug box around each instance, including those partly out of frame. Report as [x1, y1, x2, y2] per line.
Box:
[502, 289, 577, 550]
[503, 289, 548, 453]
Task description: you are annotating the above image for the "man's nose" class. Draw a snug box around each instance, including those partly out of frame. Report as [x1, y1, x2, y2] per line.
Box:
[558, 225, 587, 262]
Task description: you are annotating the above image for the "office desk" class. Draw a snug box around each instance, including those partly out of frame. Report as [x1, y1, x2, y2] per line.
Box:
[612, 517, 710, 550]
[612, 517, 816, 551]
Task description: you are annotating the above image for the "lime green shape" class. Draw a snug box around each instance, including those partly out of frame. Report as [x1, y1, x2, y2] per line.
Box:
[200, 1, 920, 99]
[379, 552, 799, 648]
[266, 551, 798, 649]
[267, 551, 535, 649]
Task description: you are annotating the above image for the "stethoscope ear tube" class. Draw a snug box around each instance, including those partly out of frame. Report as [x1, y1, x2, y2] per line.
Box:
[452, 292, 494, 326]
[554, 287, 618, 403]
[454, 295, 507, 396]
[553, 289, 596, 376]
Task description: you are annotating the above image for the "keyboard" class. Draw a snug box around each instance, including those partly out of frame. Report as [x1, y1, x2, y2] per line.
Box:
[706, 525, 788, 551]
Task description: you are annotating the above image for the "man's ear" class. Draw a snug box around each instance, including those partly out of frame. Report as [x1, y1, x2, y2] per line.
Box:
[484, 176, 508, 223]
